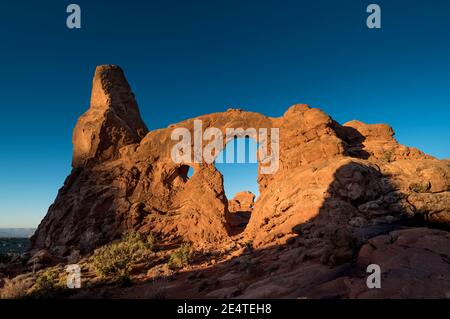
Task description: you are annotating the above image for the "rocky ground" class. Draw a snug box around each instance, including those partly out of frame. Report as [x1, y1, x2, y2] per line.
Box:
[90, 227, 450, 299]
[1, 225, 449, 299]
[1, 65, 449, 299]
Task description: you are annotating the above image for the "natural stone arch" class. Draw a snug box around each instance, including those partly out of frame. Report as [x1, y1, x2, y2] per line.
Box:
[30, 64, 358, 253]
[31, 65, 449, 258]
[71, 102, 348, 249]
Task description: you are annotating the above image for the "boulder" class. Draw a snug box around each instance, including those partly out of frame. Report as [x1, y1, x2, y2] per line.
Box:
[228, 191, 255, 213]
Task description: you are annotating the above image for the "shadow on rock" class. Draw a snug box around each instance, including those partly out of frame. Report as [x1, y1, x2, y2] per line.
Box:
[70, 162, 450, 299]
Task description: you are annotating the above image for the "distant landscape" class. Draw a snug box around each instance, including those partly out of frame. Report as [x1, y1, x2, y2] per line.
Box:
[0, 228, 35, 239]
[0, 229, 34, 257]
[0, 238, 30, 256]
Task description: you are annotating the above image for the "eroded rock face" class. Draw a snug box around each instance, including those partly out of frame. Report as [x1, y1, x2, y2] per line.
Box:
[30, 65, 450, 259]
[72, 65, 148, 168]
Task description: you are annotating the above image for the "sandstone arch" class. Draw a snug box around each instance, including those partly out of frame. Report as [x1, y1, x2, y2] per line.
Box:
[30, 65, 450, 257]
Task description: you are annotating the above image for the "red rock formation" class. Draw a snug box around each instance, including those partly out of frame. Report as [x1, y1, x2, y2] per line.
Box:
[30, 65, 450, 262]
[72, 65, 148, 168]
[228, 191, 255, 213]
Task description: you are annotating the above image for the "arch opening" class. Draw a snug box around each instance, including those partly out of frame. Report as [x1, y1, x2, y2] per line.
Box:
[215, 137, 259, 234]
[177, 164, 192, 182]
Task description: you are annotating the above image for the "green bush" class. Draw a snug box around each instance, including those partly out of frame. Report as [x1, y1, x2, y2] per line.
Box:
[91, 231, 154, 281]
[168, 243, 192, 270]
[30, 269, 70, 299]
[381, 150, 393, 163]
[33, 270, 58, 292]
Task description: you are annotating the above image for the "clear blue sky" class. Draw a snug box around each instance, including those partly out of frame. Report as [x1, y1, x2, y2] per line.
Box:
[0, 0, 449, 227]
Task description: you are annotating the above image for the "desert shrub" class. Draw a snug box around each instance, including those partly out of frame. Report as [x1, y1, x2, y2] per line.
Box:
[91, 231, 154, 282]
[0, 278, 30, 299]
[381, 150, 393, 163]
[31, 269, 58, 297]
[167, 243, 192, 270]
[28, 268, 73, 299]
